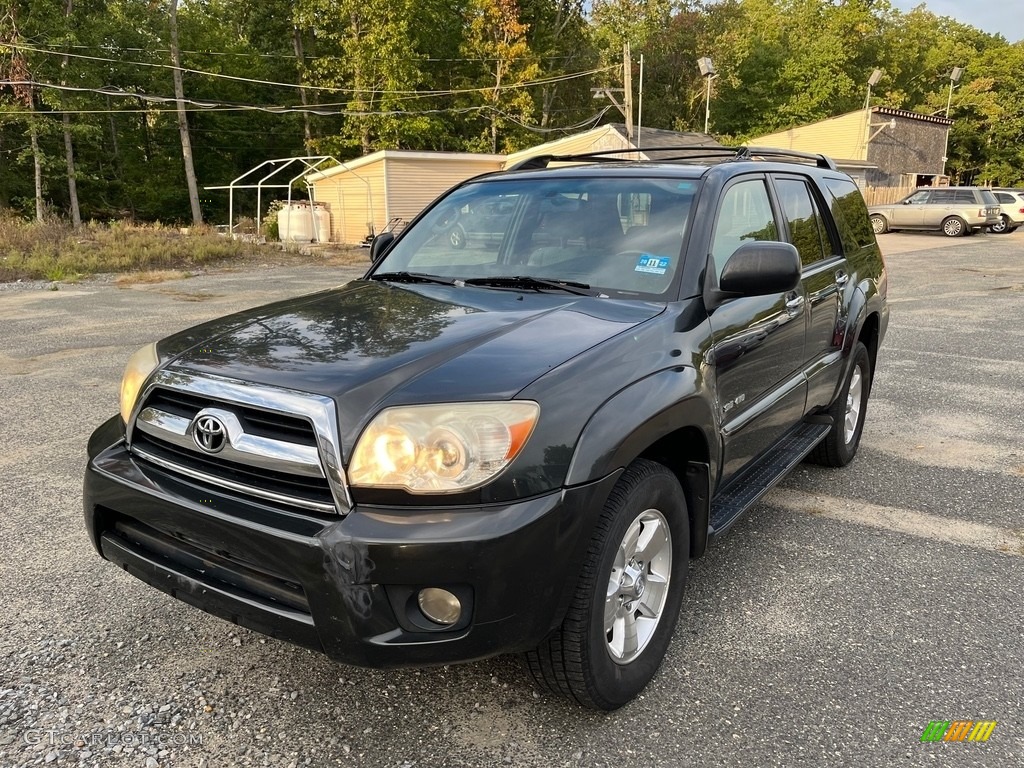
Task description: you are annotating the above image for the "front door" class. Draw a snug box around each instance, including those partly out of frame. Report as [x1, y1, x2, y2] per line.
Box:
[706, 175, 808, 484]
[890, 189, 930, 228]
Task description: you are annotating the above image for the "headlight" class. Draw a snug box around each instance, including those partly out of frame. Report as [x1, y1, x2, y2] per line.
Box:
[348, 402, 539, 493]
[119, 342, 160, 424]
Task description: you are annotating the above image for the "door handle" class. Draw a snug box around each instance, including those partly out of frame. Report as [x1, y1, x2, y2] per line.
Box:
[835, 270, 849, 286]
[785, 294, 805, 315]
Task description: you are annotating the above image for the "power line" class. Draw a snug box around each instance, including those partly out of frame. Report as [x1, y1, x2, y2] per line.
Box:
[8, 44, 613, 98]
[26, 41, 593, 64]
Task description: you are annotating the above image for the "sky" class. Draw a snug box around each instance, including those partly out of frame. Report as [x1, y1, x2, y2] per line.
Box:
[889, 0, 1024, 43]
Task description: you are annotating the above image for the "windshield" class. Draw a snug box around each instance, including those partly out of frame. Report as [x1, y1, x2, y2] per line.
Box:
[373, 176, 701, 297]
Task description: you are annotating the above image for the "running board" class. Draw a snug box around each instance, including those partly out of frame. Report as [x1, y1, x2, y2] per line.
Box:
[709, 421, 832, 539]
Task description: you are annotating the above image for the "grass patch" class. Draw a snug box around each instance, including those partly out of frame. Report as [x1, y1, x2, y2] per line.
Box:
[0, 215, 283, 282]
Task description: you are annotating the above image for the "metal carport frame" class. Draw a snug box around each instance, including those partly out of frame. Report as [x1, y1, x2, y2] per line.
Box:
[205, 156, 340, 241]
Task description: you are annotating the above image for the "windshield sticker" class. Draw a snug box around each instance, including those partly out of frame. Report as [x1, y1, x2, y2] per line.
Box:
[635, 254, 670, 275]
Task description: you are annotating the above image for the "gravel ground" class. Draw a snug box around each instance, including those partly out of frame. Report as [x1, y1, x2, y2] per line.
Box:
[1, 233, 1022, 768]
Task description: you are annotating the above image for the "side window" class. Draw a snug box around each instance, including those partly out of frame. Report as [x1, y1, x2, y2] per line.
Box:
[953, 190, 975, 204]
[710, 178, 779, 278]
[995, 192, 1014, 204]
[906, 190, 930, 204]
[930, 189, 955, 204]
[824, 178, 875, 253]
[775, 178, 829, 266]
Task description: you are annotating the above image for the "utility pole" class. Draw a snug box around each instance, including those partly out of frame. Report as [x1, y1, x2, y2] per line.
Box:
[622, 42, 634, 145]
[637, 54, 644, 150]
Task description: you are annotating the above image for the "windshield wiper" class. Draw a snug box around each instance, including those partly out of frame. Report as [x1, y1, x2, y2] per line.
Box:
[461, 275, 601, 297]
[370, 271, 456, 286]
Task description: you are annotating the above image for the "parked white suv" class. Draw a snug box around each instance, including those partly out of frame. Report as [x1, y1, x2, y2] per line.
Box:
[868, 187, 1001, 237]
[989, 189, 1024, 234]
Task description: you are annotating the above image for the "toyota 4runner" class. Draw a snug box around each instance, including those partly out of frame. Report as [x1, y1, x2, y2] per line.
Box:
[85, 146, 888, 710]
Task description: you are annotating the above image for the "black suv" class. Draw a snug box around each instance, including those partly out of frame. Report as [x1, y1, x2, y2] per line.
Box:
[85, 147, 888, 710]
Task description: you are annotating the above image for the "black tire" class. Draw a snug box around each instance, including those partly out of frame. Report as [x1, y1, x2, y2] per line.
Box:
[808, 341, 871, 467]
[525, 459, 689, 710]
[941, 216, 967, 237]
[870, 214, 888, 235]
[989, 215, 1010, 234]
[449, 224, 466, 249]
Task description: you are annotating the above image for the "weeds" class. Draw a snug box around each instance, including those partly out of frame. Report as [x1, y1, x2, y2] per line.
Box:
[0, 214, 282, 282]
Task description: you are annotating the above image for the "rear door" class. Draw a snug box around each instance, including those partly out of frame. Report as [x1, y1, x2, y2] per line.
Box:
[922, 188, 957, 227]
[770, 174, 848, 411]
[707, 174, 807, 483]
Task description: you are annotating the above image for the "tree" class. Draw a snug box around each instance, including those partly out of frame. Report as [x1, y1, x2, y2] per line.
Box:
[520, 0, 596, 129]
[295, 0, 458, 155]
[0, 3, 44, 219]
[461, 0, 540, 153]
[169, 0, 203, 225]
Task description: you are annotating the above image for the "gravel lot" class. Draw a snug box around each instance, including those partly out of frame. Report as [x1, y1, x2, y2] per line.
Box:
[1, 233, 1022, 768]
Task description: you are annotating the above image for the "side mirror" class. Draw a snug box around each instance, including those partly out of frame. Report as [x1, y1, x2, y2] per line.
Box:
[903, 199, 913, 205]
[369, 231, 395, 263]
[718, 241, 801, 296]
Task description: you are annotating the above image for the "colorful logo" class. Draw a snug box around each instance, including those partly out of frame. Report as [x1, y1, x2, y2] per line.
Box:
[920, 721, 997, 742]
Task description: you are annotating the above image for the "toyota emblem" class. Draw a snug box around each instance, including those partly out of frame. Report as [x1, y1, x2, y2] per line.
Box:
[193, 414, 227, 453]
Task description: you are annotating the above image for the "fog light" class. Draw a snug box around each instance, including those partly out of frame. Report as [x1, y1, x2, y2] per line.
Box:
[417, 588, 461, 626]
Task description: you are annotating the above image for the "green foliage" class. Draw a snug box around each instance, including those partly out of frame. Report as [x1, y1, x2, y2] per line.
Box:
[2, 0, 1023, 226]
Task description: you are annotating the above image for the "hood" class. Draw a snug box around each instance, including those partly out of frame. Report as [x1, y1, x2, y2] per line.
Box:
[160, 280, 663, 439]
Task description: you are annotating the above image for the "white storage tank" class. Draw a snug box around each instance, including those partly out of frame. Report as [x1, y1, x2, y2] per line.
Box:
[311, 202, 331, 243]
[278, 202, 314, 242]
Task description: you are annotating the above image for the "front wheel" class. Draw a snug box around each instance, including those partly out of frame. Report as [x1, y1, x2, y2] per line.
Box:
[448, 225, 466, 249]
[870, 214, 888, 235]
[942, 216, 967, 237]
[808, 341, 871, 467]
[525, 459, 689, 710]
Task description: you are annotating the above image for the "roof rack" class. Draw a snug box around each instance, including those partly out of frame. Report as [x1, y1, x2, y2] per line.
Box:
[739, 146, 838, 170]
[505, 145, 837, 172]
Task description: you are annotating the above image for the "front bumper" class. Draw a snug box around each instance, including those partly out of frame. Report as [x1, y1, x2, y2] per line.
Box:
[84, 418, 618, 667]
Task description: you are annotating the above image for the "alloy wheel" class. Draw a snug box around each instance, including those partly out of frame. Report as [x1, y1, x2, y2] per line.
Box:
[604, 509, 672, 664]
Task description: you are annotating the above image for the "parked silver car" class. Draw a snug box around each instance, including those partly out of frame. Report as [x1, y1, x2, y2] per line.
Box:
[868, 187, 1001, 237]
[989, 189, 1024, 234]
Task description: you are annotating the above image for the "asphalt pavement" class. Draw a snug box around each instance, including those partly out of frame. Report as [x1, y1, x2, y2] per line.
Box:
[1, 233, 1022, 768]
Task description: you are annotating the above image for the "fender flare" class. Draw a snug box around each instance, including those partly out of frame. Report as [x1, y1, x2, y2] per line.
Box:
[565, 367, 717, 557]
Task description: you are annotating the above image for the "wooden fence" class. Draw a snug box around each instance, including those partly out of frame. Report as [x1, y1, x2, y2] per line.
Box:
[861, 184, 916, 206]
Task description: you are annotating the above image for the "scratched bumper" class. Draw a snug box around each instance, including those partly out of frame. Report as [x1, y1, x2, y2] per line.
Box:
[84, 417, 616, 667]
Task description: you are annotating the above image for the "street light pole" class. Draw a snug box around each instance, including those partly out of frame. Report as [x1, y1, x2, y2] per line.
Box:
[697, 57, 716, 135]
[941, 66, 964, 179]
[863, 69, 882, 159]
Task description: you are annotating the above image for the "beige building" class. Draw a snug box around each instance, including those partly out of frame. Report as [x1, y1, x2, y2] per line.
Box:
[505, 123, 719, 167]
[749, 107, 952, 193]
[307, 124, 719, 244]
[306, 151, 504, 244]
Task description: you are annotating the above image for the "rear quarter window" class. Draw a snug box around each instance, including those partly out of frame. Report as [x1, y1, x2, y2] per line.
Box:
[824, 178, 875, 253]
[980, 190, 999, 206]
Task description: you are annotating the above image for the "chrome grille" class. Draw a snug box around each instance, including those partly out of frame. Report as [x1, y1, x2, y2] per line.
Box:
[127, 370, 351, 514]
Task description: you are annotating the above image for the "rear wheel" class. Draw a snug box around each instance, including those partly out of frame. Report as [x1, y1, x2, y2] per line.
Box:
[870, 214, 888, 235]
[808, 341, 871, 467]
[942, 216, 967, 237]
[989, 215, 1010, 234]
[525, 459, 689, 710]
